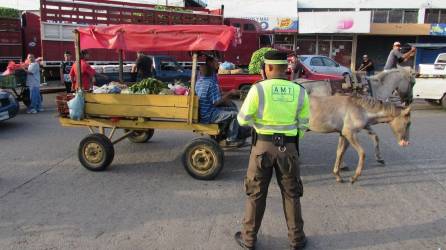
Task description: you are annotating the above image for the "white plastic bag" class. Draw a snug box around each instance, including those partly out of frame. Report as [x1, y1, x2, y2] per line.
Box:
[68, 90, 85, 120]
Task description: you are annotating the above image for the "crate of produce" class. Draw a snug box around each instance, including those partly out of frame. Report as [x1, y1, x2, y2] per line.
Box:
[56, 93, 75, 117]
[0, 75, 17, 88]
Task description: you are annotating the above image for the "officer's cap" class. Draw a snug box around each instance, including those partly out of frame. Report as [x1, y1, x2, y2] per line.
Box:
[264, 50, 288, 65]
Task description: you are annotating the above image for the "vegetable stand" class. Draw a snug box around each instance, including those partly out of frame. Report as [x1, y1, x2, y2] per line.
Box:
[59, 24, 236, 180]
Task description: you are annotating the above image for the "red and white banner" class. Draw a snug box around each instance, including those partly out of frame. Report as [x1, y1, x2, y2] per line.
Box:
[299, 11, 371, 34]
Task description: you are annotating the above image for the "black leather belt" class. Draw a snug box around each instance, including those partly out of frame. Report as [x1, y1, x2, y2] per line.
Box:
[257, 134, 297, 143]
[252, 133, 299, 153]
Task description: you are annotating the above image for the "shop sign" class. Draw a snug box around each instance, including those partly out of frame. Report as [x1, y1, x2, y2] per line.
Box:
[430, 24, 446, 36]
[211, 0, 298, 32]
[299, 11, 371, 34]
[245, 16, 298, 32]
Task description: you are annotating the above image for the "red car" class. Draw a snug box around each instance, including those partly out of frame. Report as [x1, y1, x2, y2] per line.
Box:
[218, 61, 344, 92]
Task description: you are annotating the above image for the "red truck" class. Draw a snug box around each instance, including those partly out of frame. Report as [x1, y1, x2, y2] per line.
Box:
[8, 1, 268, 77]
[0, 17, 23, 70]
[218, 61, 344, 92]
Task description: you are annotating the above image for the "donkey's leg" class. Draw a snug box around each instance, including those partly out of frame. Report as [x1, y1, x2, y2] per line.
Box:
[333, 135, 350, 183]
[365, 127, 385, 165]
[344, 132, 366, 184]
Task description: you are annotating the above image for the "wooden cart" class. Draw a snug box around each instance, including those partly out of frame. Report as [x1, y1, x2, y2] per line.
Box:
[60, 24, 236, 180]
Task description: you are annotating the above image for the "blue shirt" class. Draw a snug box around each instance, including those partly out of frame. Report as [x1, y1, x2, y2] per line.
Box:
[26, 62, 40, 88]
[195, 76, 221, 123]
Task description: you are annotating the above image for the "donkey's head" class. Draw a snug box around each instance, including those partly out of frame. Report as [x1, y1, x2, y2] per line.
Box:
[396, 68, 416, 105]
[389, 106, 411, 147]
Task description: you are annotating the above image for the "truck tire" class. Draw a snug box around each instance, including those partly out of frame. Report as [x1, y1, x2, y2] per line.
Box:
[442, 95, 446, 110]
[126, 129, 155, 143]
[78, 133, 114, 171]
[182, 137, 224, 180]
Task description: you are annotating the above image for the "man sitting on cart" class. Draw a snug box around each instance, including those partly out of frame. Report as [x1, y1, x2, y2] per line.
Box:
[196, 60, 246, 147]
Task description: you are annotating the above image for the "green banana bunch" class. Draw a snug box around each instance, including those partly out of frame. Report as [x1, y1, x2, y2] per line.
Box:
[129, 78, 167, 94]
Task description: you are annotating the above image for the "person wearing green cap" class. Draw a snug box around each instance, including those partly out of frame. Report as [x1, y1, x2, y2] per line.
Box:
[234, 50, 310, 250]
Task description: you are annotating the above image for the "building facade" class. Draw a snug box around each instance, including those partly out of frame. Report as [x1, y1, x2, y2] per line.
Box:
[295, 0, 446, 70]
[210, 0, 446, 71]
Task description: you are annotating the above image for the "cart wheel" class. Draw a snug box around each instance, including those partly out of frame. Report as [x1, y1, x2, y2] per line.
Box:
[182, 137, 224, 180]
[126, 129, 155, 143]
[78, 133, 114, 171]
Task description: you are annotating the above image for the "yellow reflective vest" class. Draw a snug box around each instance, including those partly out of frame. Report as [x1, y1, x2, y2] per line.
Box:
[237, 79, 310, 137]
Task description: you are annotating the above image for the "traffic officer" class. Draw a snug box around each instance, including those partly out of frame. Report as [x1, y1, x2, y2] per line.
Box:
[234, 50, 310, 250]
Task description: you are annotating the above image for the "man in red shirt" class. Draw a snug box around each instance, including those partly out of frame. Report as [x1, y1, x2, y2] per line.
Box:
[70, 50, 96, 91]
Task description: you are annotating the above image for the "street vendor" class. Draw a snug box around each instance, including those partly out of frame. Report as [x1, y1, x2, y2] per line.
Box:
[384, 42, 416, 71]
[132, 51, 153, 81]
[69, 50, 96, 91]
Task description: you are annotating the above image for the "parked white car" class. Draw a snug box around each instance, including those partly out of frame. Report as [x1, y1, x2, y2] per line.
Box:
[413, 53, 446, 109]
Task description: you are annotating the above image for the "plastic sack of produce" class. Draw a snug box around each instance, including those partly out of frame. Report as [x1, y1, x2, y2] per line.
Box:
[220, 61, 235, 70]
[68, 90, 85, 120]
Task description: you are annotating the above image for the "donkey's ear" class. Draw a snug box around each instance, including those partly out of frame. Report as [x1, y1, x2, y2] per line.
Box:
[402, 106, 411, 116]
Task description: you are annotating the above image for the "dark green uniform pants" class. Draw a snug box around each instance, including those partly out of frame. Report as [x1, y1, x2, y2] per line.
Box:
[242, 140, 305, 248]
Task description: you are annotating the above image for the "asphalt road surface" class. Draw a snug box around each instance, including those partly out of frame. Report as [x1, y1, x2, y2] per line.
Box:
[0, 95, 445, 250]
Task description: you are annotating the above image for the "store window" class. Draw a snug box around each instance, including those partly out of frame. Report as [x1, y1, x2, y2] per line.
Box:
[296, 36, 316, 55]
[373, 9, 388, 23]
[296, 35, 352, 67]
[425, 9, 440, 23]
[404, 10, 418, 23]
[275, 34, 295, 50]
[388, 9, 403, 23]
[363, 9, 418, 23]
[427, 9, 446, 23]
[332, 40, 352, 67]
[441, 10, 446, 23]
[298, 8, 355, 12]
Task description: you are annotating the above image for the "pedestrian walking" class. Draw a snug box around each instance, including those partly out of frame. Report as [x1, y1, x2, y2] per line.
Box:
[357, 54, 375, 76]
[25, 54, 42, 114]
[60, 51, 73, 93]
[383, 41, 416, 71]
[235, 50, 310, 250]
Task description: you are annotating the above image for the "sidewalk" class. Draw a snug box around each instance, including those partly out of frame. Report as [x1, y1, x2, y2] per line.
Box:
[40, 80, 66, 94]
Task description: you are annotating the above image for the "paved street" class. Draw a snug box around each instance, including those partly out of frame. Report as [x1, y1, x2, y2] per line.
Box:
[0, 95, 445, 250]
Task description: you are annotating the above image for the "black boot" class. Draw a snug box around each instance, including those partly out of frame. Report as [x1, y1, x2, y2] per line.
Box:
[234, 231, 255, 250]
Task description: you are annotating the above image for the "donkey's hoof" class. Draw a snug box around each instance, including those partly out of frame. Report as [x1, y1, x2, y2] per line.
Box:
[377, 159, 386, 165]
[340, 166, 350, 171]
[336, 178, 344, 183]
[350, 176, 358, 184]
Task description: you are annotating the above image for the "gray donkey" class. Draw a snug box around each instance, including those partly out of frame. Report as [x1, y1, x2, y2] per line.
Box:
[309, 95, 411, 183]
[367, 68, 415, 104]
